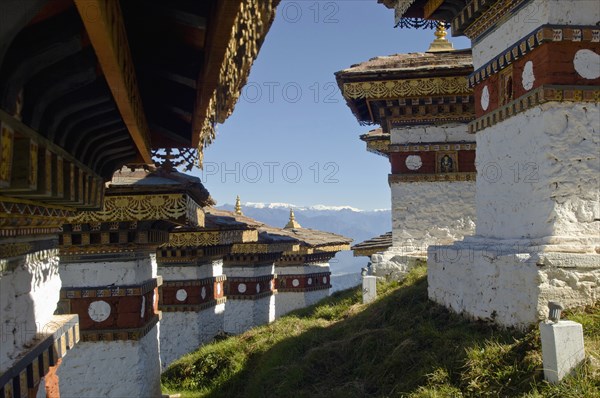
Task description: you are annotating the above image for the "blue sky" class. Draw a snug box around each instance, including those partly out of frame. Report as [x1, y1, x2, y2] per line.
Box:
[194, 0, 471, 210]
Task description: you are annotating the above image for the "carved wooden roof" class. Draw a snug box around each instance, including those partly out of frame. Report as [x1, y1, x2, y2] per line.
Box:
[0, 0, 279, 181]
[335, 49, 473, 130]
[351, 231, 393, 257]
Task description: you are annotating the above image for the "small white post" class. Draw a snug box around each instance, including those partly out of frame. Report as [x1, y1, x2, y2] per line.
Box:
[539, 302, 585, 383]
[362, 275, 377, 304]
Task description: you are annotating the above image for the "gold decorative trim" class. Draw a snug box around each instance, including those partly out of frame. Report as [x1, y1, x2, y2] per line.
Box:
[342, 76, 470, 100]
[68, 194, 195, 224]
[388, 143, 476, 153]
[61, 277, 161, 299]
[167, 229, 258, 248]
[231, 242, 299, 254]
[469, 85, 600, 133]
[388, 172, 477, 183]
[196, 0, 280, 166]
[462, 0, 529, 40]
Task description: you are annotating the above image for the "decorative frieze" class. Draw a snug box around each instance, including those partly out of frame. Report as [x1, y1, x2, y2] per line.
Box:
[57, 278, 161, 342]
[276, 252, 337, 265]
[0, 315, 79, 398]
[342, 76, 470, 100]
[68, 194, 202, 226]
[469, 26, 600, 88]
[276, 272, 331, 293]
[389, 172, 477, 183]
[469, 85, 600, 133]
[160, 276, 227, 312]
[226, 275, 276, 300]
[167, 229, 258, 247]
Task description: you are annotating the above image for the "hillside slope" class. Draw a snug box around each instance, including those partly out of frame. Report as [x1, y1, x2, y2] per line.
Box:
[162, 267, 600, 397]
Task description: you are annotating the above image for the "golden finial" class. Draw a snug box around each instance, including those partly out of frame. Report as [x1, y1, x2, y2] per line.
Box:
[427, 22, 454, 52]
[234, 196, 243, 215]
[284, 208, 301, 229]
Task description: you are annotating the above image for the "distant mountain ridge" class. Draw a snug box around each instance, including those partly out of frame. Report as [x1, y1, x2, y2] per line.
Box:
[217, 202, 391, 280]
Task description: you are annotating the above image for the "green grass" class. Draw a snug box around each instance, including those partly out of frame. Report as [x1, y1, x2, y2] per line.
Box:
[161, 266, 600, 398]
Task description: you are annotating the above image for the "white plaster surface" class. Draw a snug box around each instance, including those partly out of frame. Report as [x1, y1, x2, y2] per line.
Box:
[275, 264, 329, 275]
[472, 0, 600, 68]
[391, 181, 476, 251]
[540, 320, 586, 383]
[275, 290, 328, 318]
[223, 264, 274, 278]
[159, 303, 225, 369]
[475, 103, 600, 248]
[428, 244, 600, 327]
[390, 123, 473, 145]
[481, 85, 490, 110]
[0, 248, 61, 374]
[522, 61, 535, 90]
[362, 276, 377, 304]
[159, 260, 223, 281]
[573, 49, 600, 80]
[59, 256, 156, 287]
[370, 249, 426, 281]
[224, 295, 275, 334]
[58, 325, 162, 398]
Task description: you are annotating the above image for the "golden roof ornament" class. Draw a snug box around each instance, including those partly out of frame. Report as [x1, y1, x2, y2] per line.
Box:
[427, 23, 454, 52]
[234, 195, 243, 215]
[284, 208, 301, 229]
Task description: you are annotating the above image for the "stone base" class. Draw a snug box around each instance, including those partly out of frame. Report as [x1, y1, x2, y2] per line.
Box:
[159, 303, 225, 369]
[275, 290, 328, 318]
[57, 325, 162, 398]
[370, 248, 426, 281]
[428, 242, 600, 328]
[223, 295, 275, 334]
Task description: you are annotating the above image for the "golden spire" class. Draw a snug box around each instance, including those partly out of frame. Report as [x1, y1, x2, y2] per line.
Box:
[234, 195, 243, 215]
[284, 208, 301, 229]
[427, 22, 454, 52]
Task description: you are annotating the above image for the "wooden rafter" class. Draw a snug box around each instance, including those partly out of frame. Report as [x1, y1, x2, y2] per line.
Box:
[74, 0, 152, 163]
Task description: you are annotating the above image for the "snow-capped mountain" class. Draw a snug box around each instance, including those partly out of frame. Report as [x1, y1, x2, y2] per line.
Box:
[217, 202, 391, 283]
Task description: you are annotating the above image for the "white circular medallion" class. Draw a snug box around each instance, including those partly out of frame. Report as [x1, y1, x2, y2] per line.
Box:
[256, 283, 261, 293]
[574, 49, 600, 80]
[323, 276, 328, 284]
[238, 283, 247, 293]
[216, 283, 221, 295]
[176, 289, 188, 302]
[308, 278, 313, 285]
[140, 296, 146, 318]
[405, 155, 423, 171]
[522, 61, 535, 90]
[292, 279, 300, 287]
[201, 286, 207, 300]
[480, 85, 490, 111]
[88, 300, 111, 323]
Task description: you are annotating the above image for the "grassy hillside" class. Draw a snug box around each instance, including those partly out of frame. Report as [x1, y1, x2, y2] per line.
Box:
[162, 266, 600, 397]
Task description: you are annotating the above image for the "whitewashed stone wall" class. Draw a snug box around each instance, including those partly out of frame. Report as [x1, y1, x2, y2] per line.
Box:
[0, 248, 61, 374]
[472, 0, 600, 68]
[370, 250, 426, 281]
[57, 255, 162, 397]
[429, 245, 599, 328]
[223, 295, 275, 334]
[475, 104, 599, 247]
[275, 263, 330, 318]
[58, 325, 162, 398]
[159, 260, 225, 368]
[223, 264, 275, 334]
[427, 0, 600, 327]
[391, 181, 476, 251]
[159, 304, 225, 369]
[391, 123, 473, 145]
